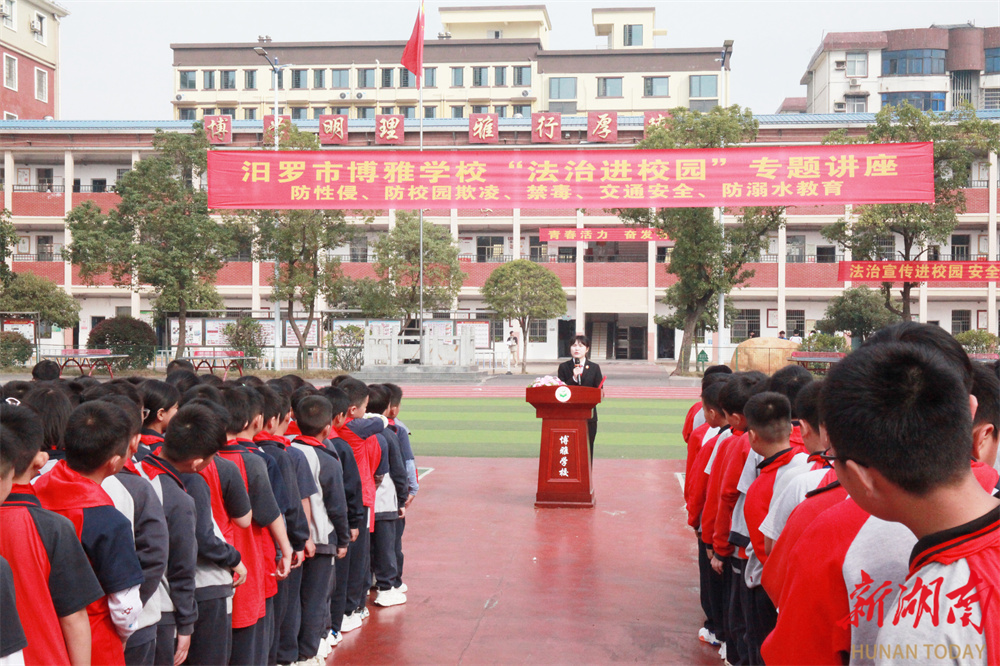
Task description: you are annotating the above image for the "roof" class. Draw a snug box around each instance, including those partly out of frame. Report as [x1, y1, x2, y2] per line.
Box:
[801, 30, 889, 83]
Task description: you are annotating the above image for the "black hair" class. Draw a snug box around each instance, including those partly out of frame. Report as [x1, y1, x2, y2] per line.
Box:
[258, 385, 290, 424]
[123, 376, 147, 387]
[744, 392, 792, 444]
[235, 375, 265, 388]
[821, 342, 971, 495]
[971, 363, 999, 432]
[31, 360, 62, 382]
[767, 365, 814, 418]
[21, 384, 73, 451]
[183, 398, 232, 432]
[292, 385, 320, 415]
[701, 371, 731, 393]
[163, 403, 226, 462]
[139, 380, 181, 428]
[296, 395, 334, 437]
[704, 365, 733, 378]
[236, 385, 264, 422]
[265, 378, 293, 397]
[794, 380, 823, 432]
[218, 386, 252, 435]
[571, 334, 590, 350]
[0, 403, 44, 477]
[98, 394, 143, 438]
[180, 384, 223, 406]
[1, 380, 32, 402]
[384, 383, 403, 408]
[166, 359, 196, 374]
[329, 375, 352, 388]
[701, 381, 728, 413]
[165, 369, 201, 395]
[64, 401, 132, 474]
[68, 376, 101, 392]
[199, 373, 225, 387]
[863, 321, 973, 392]
[367, 384, 391, 415]
[338, 378, 370, 409]
[320, 387, 351, 420]
[718, 371, 767, 416]
[281, 374, 307, 390]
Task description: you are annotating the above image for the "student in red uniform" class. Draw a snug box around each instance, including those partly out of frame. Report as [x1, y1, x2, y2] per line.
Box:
[970, 362, 999, 468]
[822, 342, 999, 664]
[32, 401, 147, 666]
[683, 365, 733, 443]
[1, 402, 102, 666]
[137, 380, 180, 461]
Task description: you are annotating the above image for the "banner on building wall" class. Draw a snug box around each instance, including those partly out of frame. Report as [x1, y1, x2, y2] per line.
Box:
[207, 143, 934, 211]
[540, 227, 669, 242]
[838, 261, 1000, 282]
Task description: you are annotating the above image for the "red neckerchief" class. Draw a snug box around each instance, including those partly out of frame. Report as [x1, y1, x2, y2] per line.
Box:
[253, 432, 286, 448]
[292, 435, 325, 449]
[122, 459, 140, 475]
[140, 430, 165, 447]
[32, 460, 113, 511]
[136, 454, 186, 491]
[285, 420, 301, 436]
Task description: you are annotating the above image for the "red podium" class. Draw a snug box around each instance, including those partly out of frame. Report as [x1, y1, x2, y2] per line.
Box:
[526, 385, 602, 508]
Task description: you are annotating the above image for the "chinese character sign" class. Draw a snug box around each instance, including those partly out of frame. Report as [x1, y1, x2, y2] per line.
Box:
[204, 115, 232, 145]
[587, 111, 617, 143]
[550, 430, 578, 480]
[532, 113, 561, 143]
[541, 227, 669, 242]
[644, 111, 670, 136]
[207, 143, 935, 211]
[469, 113, 499, 144]
[319, 115, 348, 145]
[264, 115, 292, 143]
[376, 115, 405, 145]
[838, 261, 1000, 282]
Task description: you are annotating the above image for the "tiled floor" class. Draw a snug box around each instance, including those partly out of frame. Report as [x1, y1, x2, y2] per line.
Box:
[330, 457, 721, 665]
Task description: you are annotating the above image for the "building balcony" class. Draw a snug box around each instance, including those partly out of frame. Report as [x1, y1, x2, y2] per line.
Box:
[10, 190, 65, 217]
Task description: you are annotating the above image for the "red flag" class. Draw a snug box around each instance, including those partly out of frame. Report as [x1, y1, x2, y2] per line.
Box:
[400, 0, 424, 88]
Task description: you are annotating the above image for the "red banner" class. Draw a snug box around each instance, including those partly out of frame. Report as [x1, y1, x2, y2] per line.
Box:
[587, 111, 617, 143]
[206, 143, 934, 211]
[839, 261, 1000, 282]
[204, 115, 232, 145]
[541, 227, 668, 242]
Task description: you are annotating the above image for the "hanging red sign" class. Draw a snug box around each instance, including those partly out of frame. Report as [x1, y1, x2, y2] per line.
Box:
[587, 111, 617, 143]
[540, 228, 669, 242]
[839, 261, 1000, 282]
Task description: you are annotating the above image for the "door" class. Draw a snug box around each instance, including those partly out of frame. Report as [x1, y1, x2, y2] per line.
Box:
[657, 323, 675, 359]
[36, 235, 54, 261]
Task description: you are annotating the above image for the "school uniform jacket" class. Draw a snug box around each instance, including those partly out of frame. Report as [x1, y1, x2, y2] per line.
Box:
[0, 487, 104, 666]
[758, 462, 835, 544]
[743, 447, 809, 577]
[328, 436, 366, 532]
[0, 556, 26, 662]
[291, 435, 351, 553]
[682, 401, 703, 444]
[238, 437, 294, 599]
[391, 418, 419, 497]
[683, 422, 713, 500]
[374, 428, 408, 520]
[714, 433, 751, 558]
[340, 417, 386, 526]
[255, 431, 316, 555]
[685, 427, 727, 530]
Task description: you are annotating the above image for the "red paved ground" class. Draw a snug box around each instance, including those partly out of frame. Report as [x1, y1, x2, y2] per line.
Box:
[329, 457, 720, 665]
[394, 386, 701, 399]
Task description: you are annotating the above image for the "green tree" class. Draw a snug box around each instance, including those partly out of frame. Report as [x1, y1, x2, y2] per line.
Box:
[0, 208, 16, 287]
[616, 106, 785, 373]
[66, 124, 235, 358]
[0, 272, 81, 329]
[345, 212, 464, 335]
[222, 317, 267, 369]
[822, 103, 1000, 319]
[481, 259, 566, 374]
[815, 286, 900, 342]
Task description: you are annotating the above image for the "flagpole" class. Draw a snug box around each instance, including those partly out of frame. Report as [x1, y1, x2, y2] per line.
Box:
[418, 72, 425, 365]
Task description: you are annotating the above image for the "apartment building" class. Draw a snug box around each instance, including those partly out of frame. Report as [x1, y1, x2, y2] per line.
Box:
[0, 0, 67, 120]
[791, 23, 1000, 115]
[170, 6, 732, 123]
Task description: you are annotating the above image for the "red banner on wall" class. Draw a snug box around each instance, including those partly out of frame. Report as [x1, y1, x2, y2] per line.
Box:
[206, 142, 934, 211]
[540, 227, 668, 242]
[838, 261, 1000, 282]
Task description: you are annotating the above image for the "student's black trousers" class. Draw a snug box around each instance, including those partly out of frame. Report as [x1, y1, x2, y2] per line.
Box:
[298, 554, 335, 659]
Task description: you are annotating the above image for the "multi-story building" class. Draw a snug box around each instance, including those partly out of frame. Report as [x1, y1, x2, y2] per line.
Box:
[0, 0, 67, 120]
[170, 6, 732, 123]
[791, 23, 1000, 115]
[2, 112, 997, 364]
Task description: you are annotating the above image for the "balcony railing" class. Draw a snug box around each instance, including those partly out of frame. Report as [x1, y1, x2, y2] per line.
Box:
[13, 184, 65, 193]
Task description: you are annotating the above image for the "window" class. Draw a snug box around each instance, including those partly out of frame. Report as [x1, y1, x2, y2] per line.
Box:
[114, 306, 132, 318]
[986, 89, 1000, 110]
[881, 92, 946, 112]
[380, 106, 394, 115]
[987, 49, 1000, 74]
[34, 68, 46, 102]
[201, 107, 215, 117]
[488, 29, 502, 39]
[477, 236, 505, 262]
[116, 167, 131, 183]
[313, 69, 325, 88]
[291, 107, 308, 120]
[548, 102, 577, 114]
[597, 77, 622, 97]
[528, 319, 547, 343]
[245, 108, 257, 120]
[927, 245, 940, 261]
[472, 66, 488, 87]
[91, 179, 107, 193]
[331, 69, 349, 88]
[357, 107, 374, 119]
[495, 105, 507, 118]
[220, 107, 236, 117]
[179, 108, 196, 120]
[381, 68, 394, 88]
[31, 12, 44, 43]
[733, 309, 760, 341]
[494, 66, 506, 86]
[424, 67, 436, 87]
[689, 100, 716, 112]
[471, 105, 489, 114]
[179, 70, 196, 90]
[529, 236, 547, 261]
[644, 76, 669, 97]
[2, 112, 15, 119]
[1, 54, 13, 90]
[491, 318, 504, 342]
[451, 67, 464, 86]
[312, 107, 325, 119]
[512, 104, 531, 117]
[400, 68, 414, 88]
[331, 106, 348, 115]
[690, 75, 718, 98]
[951, 310, 972, 335]
[816, 246, 837, 263]
[846, 52, 868, 77]
[513, 66, 531, 86]
[203, 71, 215, 89]
[451, 105, 464, 119]
[950, 234, 970, 261]
[424, 106, 437, 119]
[349, 236, 368, 263]
[358, 68, 375, 88]
[244, 70, 256, 89]
[876, 235, 896, 261]
[557, 247, 576, 262]
[786, 235, 805, 263]
[1, 0, 13, 29]
[786, 310, 805, 337]
[845, 96, 867, 113]
[276, 70, 283, 88]
[624, 24, 643, 47]
[548, 77, 577, 99]
[400, 106, 416, 119]
[291, 69, 307, 89]
[221, 70, 236, 89]
[881, 49, 946, 76]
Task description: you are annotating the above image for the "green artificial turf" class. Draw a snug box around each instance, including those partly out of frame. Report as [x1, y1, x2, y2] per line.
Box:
[396, 397, 692, 459]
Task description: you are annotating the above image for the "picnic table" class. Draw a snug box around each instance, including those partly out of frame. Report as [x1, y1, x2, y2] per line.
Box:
[42, 349, 130, 378]
[788, 351, 846, 375]
[180, 351, 255, 380]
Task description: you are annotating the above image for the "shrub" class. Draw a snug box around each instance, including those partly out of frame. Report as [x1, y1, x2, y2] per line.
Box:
[799, 332, 849, 353]
[222, 317, 266, 369]
[0, 331, 33, 367]
[87, 316, 157, 370]
[954, 329, 998, 355]
[328, 324, 364, 372]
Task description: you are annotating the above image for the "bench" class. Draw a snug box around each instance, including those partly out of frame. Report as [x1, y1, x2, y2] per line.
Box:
[788, 350, 846, 375]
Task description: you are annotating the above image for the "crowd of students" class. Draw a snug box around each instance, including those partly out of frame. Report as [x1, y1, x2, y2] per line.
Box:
[0, 360, 418, 666]
[683, 321, 1000, 665]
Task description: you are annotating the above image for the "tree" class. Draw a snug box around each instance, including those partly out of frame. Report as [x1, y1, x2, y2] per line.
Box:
[0, 272, 81, 329]
[0, 208, 16, 287]
[66, 124, 235, 358]
[345, 211, 464, 335]
[815, 286, 900, 342]
[822, 103, 1000, 320]
[229, 126, 355, 369]
[481, 259, 566, 374]
[616, 106, 785, 373]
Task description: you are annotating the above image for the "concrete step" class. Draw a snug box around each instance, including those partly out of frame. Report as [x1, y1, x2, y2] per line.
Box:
[352, 365, 489, 383]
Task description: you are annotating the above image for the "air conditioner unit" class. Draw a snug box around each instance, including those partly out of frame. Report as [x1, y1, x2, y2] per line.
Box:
[29, 19, 41, 33]
[849, 78, 860, 87]
[833, 102, 847, 112]
[355, 92, 366, 100]
[175, 94, 184, 101]
[834, 60, 847, 70]
[339, 92, 348, 100]
[521, 89, 530, 97]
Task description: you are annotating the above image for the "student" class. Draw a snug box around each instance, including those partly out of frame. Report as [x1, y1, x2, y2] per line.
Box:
[685, 373, 731, 503]
[367, 384, 408, 607]
[31, 359, 62, 381]
[138, 380, 181, 461]
[1, 403, 103, 666]
[970, 362, 999, 469]
[385, 382, 416, 593]
[32, 401, 147, 666]
[166, 359, 196, 375]
[821, 342, 999, 664]
[290, 395, 351, 661]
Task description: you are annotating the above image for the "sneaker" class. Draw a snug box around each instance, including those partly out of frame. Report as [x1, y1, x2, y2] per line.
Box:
[396, 582, 408, 594]
[374, 587, 407, 607]
[317, 641, 331, 660]
[341, 613, 362, 633]
[327, 631, 342, 647]
[698, 628, 721, 646]
[359, 607, 370, 620]
[719, 643, 727, 660]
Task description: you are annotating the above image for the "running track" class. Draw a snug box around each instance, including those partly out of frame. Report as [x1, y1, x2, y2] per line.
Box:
[395, 385, 700, 399]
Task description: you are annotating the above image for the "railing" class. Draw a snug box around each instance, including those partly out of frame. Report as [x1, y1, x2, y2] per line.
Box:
[966, 180, 989, 188]
[12, 251, 64, 262]
[13, 184, 65, 192]
[583, 254, 648, 262]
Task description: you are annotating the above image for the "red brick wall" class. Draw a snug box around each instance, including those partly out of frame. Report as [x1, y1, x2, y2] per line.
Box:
[786, 262, 844, 288]
[785, 204, 847, 216]
[339, 263, 378, 280]
[655, 266, 679, 288]
[458, 261, 575, 288]
[11, 191, 64, 216]
[216, 262, 252, 285]
[741, 263, 779, 288]
[71, 265, 115, 286]
[963, 188, 988, 214]
[0, 55, 55, 120]
[583, 261, 646, 287]
[12, 261, 63, 285]
[71, 192, 122, 214]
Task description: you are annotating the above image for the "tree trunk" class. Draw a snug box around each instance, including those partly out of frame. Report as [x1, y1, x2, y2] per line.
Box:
[287, 300, 310, 370]
[519, 316, 529, 375]
[175, 297, 187, 359]
[675, 311, 699, 375]
[900, 282, 913, 321]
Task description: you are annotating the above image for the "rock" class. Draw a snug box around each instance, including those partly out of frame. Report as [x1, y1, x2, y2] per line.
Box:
[729, 337, 800, 374]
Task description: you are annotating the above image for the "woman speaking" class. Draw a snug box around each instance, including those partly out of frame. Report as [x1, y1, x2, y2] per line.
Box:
[557, 334, 604, 459]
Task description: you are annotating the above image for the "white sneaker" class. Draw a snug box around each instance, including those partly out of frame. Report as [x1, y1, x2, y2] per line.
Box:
[359, 606, 370, 620]
[396, 582, 408, 594]
[341, 613, 362, 633]
[327, 631, 342, 647]
[374, 587, 407, 607]
[698, 627, 721, 646]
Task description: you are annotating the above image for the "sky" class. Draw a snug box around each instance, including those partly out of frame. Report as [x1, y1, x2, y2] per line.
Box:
[57, 0, 1000, 120]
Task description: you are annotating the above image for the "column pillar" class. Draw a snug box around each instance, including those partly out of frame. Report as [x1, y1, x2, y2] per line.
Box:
[4, 152, 14, 275]
[919, 282, 928, 324]
[777, 225, 787, 335]
[387, 208, 396, 230]
[62, 151, 73, 292]
[512, 208, 521, 260]
[647, 238, 656, 360]
[988, 152, 998, 336]
[450, 208, 458, 241]
[843, 204, 853, 289]
[575, 211, 584, 334]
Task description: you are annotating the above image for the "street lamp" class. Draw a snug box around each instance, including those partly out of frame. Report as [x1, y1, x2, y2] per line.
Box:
[715, 39, 734, 364]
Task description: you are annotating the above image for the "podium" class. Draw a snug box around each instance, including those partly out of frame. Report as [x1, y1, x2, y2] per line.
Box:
[526, 385, 602, 508]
